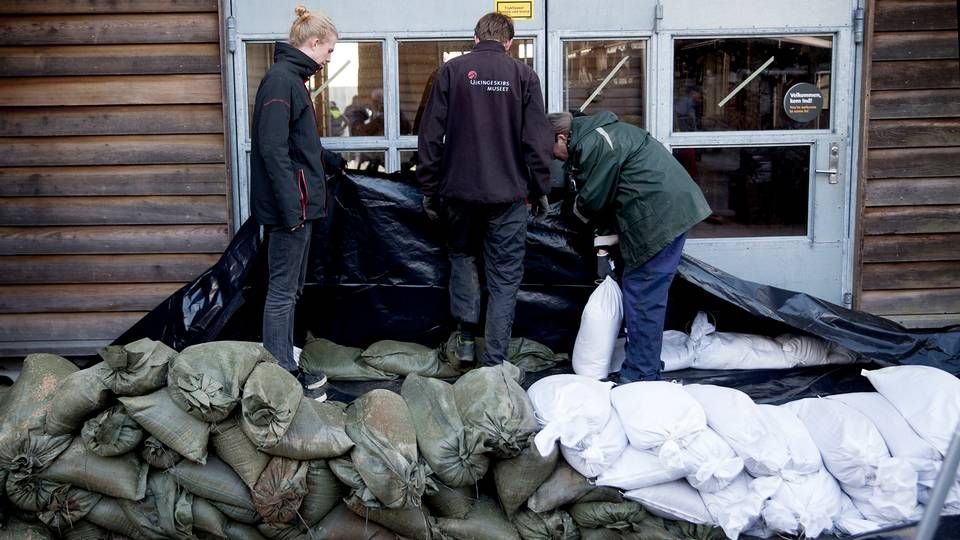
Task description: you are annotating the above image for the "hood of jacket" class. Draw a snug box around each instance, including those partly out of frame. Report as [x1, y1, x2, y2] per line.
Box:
[570, 110, 619, 148]
[273, 41, 320, 80]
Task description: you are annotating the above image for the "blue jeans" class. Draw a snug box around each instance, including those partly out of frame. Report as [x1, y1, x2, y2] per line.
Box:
[620, 234, 686, 381]
[263, 222, 313, 372]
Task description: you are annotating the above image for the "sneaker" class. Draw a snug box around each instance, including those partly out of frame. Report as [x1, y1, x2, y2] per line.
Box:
[296, 370, 328, 402]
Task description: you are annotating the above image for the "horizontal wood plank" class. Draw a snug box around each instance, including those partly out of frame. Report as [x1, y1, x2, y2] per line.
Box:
[0, 195, 228, 226]
[0, 224, 230, 254]
[869, 89, 960, 119]
[861, 288, 960, 315]
[0, 105, 224, 137]
[864, 205, 960, 235]
[0, 0, 217, 14]
[875, 0, 960, 32]
[871, 60, 960, 91]
[0, 164, 227, 196]
[0, 339, 118, 358]
[0, 254, 218, 284]
[862, 261, 960, 290]
[0, 44, 221, 77]
[867, 147, 960, 179]
[881, 313, 960, 329]
[0, 312, 143, 342]
[0, 134, 225, 166]
[862, 233, 960, 263]
[873, 31, 960, 61]
[868, 119, 960, 149]
[866, 177, 960, 206]
[0, 13, 218, 45]
[0, 75, 222, 106]
[0, 283, 182, 313]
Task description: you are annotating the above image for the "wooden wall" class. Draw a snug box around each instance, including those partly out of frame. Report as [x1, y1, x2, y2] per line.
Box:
[0, 0, 231, 356]
[856, 0, 960, 327]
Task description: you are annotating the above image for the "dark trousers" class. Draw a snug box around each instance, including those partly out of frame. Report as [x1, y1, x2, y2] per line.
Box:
[621, 233, 686, 381]
[263, 222, 313, 372]
[445, 200, 527, 365]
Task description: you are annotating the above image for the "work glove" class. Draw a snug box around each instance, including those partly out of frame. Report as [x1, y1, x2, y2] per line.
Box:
[422, 195, 440, 221]
[532, 195, 550, 222]
[596, 248, 616, 282]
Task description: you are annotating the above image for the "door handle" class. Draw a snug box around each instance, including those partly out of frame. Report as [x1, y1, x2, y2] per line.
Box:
[817, 143, 841, 184]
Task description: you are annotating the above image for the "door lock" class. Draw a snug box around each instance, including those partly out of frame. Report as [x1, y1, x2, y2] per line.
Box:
[815, 143, 840, 184]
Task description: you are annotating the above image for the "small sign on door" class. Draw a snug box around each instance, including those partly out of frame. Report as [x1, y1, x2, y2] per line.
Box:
[783, 82, 824, 123]
[495, 0, 534, 20]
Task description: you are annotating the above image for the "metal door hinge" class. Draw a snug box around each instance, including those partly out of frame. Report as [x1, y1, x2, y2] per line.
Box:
[853, 8, 864, 44]
[227, 16, 238, 53]
[843, 292, 853, 306]
[654, 1, 664, 32]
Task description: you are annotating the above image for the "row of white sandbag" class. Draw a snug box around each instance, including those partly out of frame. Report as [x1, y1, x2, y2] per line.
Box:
[528, 365, 960, 539]
[571, 278, 860, 379]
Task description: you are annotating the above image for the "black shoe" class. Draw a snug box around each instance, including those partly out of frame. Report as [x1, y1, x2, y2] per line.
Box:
[454, 333, 476, 366]
[296, 370, 328, 402]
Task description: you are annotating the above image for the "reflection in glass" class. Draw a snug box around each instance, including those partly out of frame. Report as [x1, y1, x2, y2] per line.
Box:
[398, 150, 418, 174]
[674, 37, 832, 131]
[343, 151, 387, 172]
[398, 39, 535, 135]
[563, 40, 646, 128]
[246, 41, 385, 138]
[675, 146, 810, 238]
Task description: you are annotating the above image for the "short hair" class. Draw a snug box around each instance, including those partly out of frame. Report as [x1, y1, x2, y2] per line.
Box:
[474, 12, 515, 43]
[548, 112, 573, 134]
[289, 5, 338, 47]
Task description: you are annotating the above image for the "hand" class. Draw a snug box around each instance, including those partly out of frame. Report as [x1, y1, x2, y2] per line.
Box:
[289, 222, 305, 232]
[422, 195, 440, 221]
[331, 152, 347, 173]
[532, 195, 550, 222]
[596, 249, 615, 281]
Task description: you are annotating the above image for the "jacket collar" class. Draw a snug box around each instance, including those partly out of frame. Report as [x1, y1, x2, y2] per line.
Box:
[473, 40, 509, 54]
[570, 111, 619, 148]
[274, 41, 321, 80]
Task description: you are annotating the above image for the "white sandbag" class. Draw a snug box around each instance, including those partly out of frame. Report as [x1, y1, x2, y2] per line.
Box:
[784, 397, 919, 525]
[528, 374, 613, 457]
[596, 446, 686, 490]
[623, 480, 713, 525]
[610, 337, 625, 373]
[776, 334, 861, 367]
[571, 276, 622, 379]
[700, 473, 781, 540]
[684, 384, 789, 476]
[755, 404, 822, 478]
[659, 428, 743, 493]
[833, 494, 884, 536]
[862, 365, 960, 456]
[687, 312, 793, 370]
[559, 412, 628, 479]
[661, 330, 695, 372]
[610, 381, 706, 451]
[761, 468, 844, 538]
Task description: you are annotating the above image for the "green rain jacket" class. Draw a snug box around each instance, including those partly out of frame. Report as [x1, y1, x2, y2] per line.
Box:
[568, 111, 711, 272]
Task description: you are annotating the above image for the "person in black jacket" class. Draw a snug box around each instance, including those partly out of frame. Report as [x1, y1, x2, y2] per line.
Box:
[250, 5, 345, 400]
[417, 12, 554, 367]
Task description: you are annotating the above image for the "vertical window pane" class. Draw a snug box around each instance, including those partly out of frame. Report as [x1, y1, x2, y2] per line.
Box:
[675, 146, 810, 238]
[674, 37, 833, 132]
[563, 40, 646, 128]
[398, 39, 536, 136]
[245, 41, 385, 138]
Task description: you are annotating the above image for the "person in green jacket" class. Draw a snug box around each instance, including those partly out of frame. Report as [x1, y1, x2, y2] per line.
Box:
[548, 111, 711, 382]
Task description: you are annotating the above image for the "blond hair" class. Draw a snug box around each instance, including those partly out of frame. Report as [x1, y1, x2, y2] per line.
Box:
[289, 5, 338, 47]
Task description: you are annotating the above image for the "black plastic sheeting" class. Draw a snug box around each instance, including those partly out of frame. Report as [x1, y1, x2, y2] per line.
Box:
[117, 171, 960, 404]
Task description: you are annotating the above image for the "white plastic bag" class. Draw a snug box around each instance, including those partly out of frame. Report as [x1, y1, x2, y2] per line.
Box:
[833, 494, 883, 536]
[559, 412, 628, 478]
[595, 445, 685, 490]
[701, 473, 782, 540]
[761, 468, 843, 538]
[528, 374, 613, 457]
[687, 312, 793, 370]
[572, 276, 622, 379]
[623, 480, 714, 525]
[661, 330, 695, 372]
[755, 404, 822, 478]
[659, 428, 743, 493]
[610, 381, 706, 451]
[863, 365, 960, 456]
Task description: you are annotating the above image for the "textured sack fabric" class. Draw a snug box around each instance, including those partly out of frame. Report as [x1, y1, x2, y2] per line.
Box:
[0, 517, 55, 539]
[310, 502, 400, 539]
[659, 428, 743, 493]
[99, 338, 176, 396]
[211, 499, 262, 524]
[513, 509, 579, 540]
[528, 374, 614, 459]
[754, 404, 822, 478]
[686, 312, 792, 370]
[252, 456, 309, 523]
[60, 520, 121, 540]
[623, 480, 712, 525]
[361, 340, 459, 378]
[558, 413, 628, 479]
[39, 437, 148, 501]
[261, 398, 354, 460]
[494, 434, 559, 517]
[300, 335, 397, 382]
[120, 388, 210, 464]
[611, 381, 706, 451]
[596, 446, 686, 491]
[211, 415, 271, 487]
[453, 363, 538, 459]
[761, 467, 844, 538]
[83, 496, 157, 539]
[168, 341, 266, 423]
[430, 496, 521, 540]
[141, 436, 181, 470]
[241, 362, 304, 449]
[147, 470, 196, 539]
[569, 500, 651, 531]
[572, 276, 623, 379]
[44, 364, 112, 436]
[527, 460, 595, 513]
[168, 455, 256, 511]
[299, 459, 346, 526]
[81, 404, 144, 457]
[700, 473, 782, 540]
[402, 374, 489, 487]
[345, 494, 432, 540]
[5, 470, 62, 512]
[424, 482, 476, 519]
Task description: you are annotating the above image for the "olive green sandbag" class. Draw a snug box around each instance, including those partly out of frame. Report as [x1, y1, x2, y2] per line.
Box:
[211, 499, 262, 524]
[424, 482, 476, 519]
[430, 496, 521, 540]
[345, 389, 428, 509]
[211, 415, 271, 487]
[360, 340, 459, 378]
[464, 337, 563, 374]
[261, 398, 354, 460]
[147, 471, 195, 539]
[141, 436, 181, 470]
[5, 470, 62, 512]
[345, 494, 432, 540]
[513, 509, 579, 540]
[300, 459, 346, 526]
[313, 503, 401, 539]
[241, 362, 303, 449]
[328, 455, 379, 506]
[453, 363, 537, 459]
[37, 485, 103, 533]
[186, 491, 269, 540]
[569, 501, 725, 540]
[98, 338, 176, 396]
[494, 434, 558, 517]
[44, 364, 112, 436]
[168, 341, 268, 423]
[120, 387, 209, 464]
[86, 495, 166, 539]
[573, 487, 623, 505]
[258, 522, 309, 540]
[60, 521, 120, 540]
[401, 374, 489, 487]
[168, 455, 255, 511]
[300, 335, 397, 382]
[251, 456, 309, 523]
[0, 517, 54, 540]
[81, 404, 144, 457]
[527, 460, 593, 514]
[39, 438, 148, 500]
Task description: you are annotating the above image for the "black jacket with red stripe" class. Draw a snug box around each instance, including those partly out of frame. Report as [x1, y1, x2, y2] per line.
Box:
[250, 42, 341, 228]
[416, 40, 553, 203]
